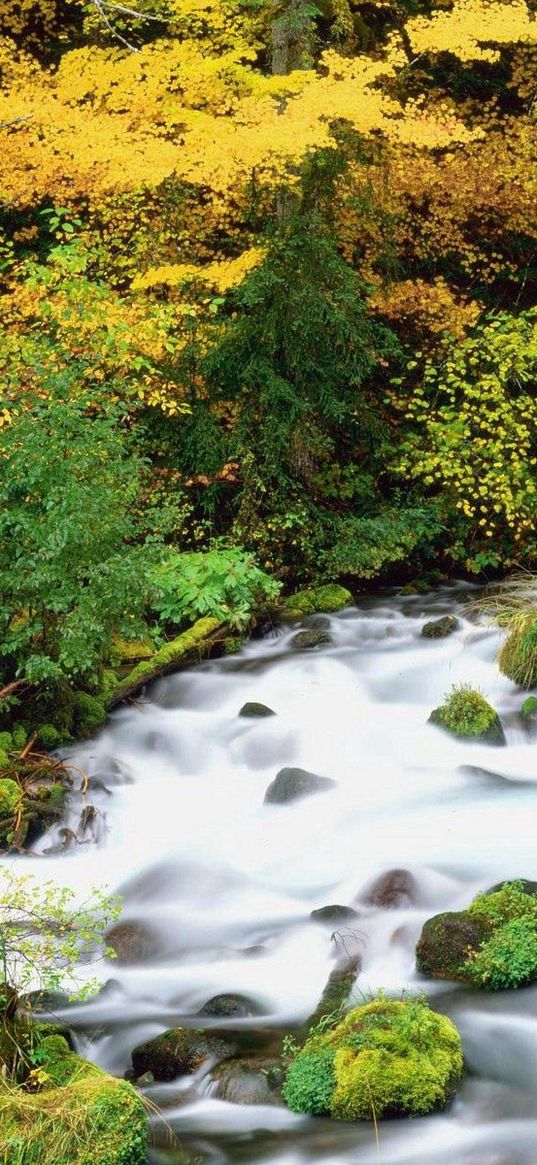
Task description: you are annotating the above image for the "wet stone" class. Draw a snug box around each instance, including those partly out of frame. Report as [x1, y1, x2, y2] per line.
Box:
[238, 702, 276, 718]
[264, 766, 336, 805]
[131, 1027, 237, 1082]
[290, 630, 332, 650]
[211, 1057, 284, 1106]
[105, 920, 162, 965]
[310, 905, 360, 925]
[421, 615, 460, 639]
[360, 868, 417, 909]
[198, 994, 259, 1018]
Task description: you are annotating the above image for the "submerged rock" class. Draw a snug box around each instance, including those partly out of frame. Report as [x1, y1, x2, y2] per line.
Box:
[310, 905, 359, 925]
[211, 1057, 284, 1105]
[264, 766, 336, 804]
[291, 629, 332, 650]
[239, 702, 276, 718]
[421, 615, 460, 639]
[131, 1027, 236, 1082]
[282, 997, 463, 1119]
[416, 880, 537, 990]
[105, 920, 161, 965]
[198, 994, 259, 1018]
[360, 868, 417, 909]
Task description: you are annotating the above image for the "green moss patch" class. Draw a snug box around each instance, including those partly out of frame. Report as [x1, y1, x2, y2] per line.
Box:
[280, 585, 352, 619]
[0, 1038, 147, 1165]
[109, 616, 223, 707]
[282, 997, 463, 1120]
[429, 684, 505, 745]
[417, 880, 537, 990]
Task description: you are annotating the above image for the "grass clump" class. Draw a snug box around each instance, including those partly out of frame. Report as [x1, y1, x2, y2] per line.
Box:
[429, 683, 504, 744]
[282, 996, 463, 1120]
[469, 575, 537, 690]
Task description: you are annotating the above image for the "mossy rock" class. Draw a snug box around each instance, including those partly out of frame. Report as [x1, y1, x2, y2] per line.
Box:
[264, 766, 336, 804]
[429, 684, 505, 745]
[416, 911, 493, 980]
[110, 632, 155, 666]
[499, 614, 537, 689]
[212, 1056, 284, 1105]
[280, 585, 352, 620]
[131, 1026, 237, 1082]
[521, 696, 537, 720]
[421, 615, 460, 639]
[417, 880, 537, 990]
[0, 1036, 147, 1165]
[291, 629, 332, 650]
[282, 998, 463, 1120]
[73, 692, 106, 739]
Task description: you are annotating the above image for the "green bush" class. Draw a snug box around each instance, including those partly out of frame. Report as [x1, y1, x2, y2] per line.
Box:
[282, 997, 463, 1120]
[465, 917, 537, 990]
[149, 548, 281, 630]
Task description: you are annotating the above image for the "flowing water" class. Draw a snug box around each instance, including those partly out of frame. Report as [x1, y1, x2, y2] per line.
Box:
[12, 586, 537, 1165]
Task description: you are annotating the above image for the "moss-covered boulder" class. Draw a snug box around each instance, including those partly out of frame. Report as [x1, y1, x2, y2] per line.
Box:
[131, 1026, 237, 1082]
[0, 1036, 147, 1165]
[0, 768, 67, 851]
[499, 613, 537, 689]
[417, 880, 537, 990]
[416, 911, 493, 980]
[212, 1057, 284, 1105]
[421, 615, 460, 639]
[282, 997, 463, 1120]
[429, 684, 505, 745]
[280, 585, 352, 620]
[73, 692, 106, 738]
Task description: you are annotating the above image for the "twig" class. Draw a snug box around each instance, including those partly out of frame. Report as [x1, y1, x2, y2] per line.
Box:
[99, 0, 168, 21]
[0, 116, 32, 131]
[89, 0, 140, 51]
[88, 0, 170, 51]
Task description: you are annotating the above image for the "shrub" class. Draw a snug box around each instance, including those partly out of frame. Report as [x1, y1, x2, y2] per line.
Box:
[282, 997, 463, 1120]
[149, 547, 281, 630]
[465, 917, 537, 990]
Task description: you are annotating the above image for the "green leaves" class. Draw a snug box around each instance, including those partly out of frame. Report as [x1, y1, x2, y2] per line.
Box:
[149, 548, 281, 629]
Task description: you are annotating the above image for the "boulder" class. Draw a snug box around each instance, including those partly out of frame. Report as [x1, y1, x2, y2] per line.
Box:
[198, 994, 258, 1018]
[264, 766, 336, 805]
[416, 910, 492, 979]
[283, 998, 463, 1119]
[291, 630, 332, 650]
[280, 585, 352, 620]
[105, 920, 161, 965]
[429, 685, 505, 745]
[211, 1057, 284, 1105]
[360, 868, 417, 909]
[131, 1027, 236, 1082]
[421, 615, 460, 639]
[310, 905, 359, 925]
[239, 702, 276, 718]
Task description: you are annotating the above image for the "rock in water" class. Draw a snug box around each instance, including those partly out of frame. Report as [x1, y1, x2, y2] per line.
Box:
[360, 868, 417, 909]
[291, 630, 332, 650]
[211, 1057, 284, 1105]
[131, 1027, 237, 1082]
[310, 904, 359, 924]
[198, 994, 258, 1018]
[416, 911, 493, 979]
[421, 615, 460, 638]
[238, 702, 276, 718]
[282, 997, 463, 1119]
[264, 766, 336, 804]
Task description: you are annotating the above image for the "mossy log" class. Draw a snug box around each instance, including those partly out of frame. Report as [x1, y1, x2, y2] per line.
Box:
[106, 617, 225, 708]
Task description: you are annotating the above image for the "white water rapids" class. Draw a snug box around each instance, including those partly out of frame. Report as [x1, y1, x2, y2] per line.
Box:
[10, 586, 537, 1164]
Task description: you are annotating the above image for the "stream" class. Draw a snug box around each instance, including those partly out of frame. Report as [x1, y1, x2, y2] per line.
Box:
[12, 585, 537, 1165]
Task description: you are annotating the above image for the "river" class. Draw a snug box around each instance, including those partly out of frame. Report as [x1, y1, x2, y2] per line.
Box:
[14, 585, 537, 1165]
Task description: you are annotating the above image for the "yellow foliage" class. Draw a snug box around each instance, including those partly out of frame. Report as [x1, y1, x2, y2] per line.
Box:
[133, 248, 266, 292]
[405, 1, 537, 64]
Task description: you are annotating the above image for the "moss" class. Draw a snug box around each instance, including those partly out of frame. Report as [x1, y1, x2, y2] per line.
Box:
[283, 998, 463, 1120]
[38, 724, 62, 750]
[418, 881, 537, 991]
[0, 732, 12, 751]
[429, 683, 505, 745]
[0, 749, 10, 771]
[499, 613, 537, 689]
[0, 777, 22, 819]
[0, 1039, 147, 1165]
[73, 692, 106, 738]
[521, 696, 537, 719]
[110, 632, 155, 665]
[110, 617, 222, 706]
[281, 585, 352, 619]
[11, 726, 27, 751]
